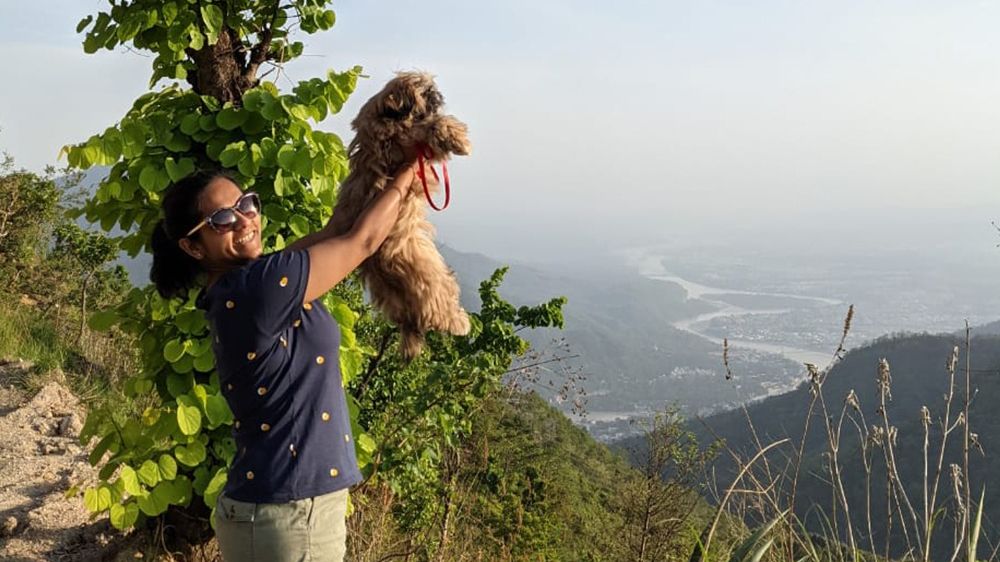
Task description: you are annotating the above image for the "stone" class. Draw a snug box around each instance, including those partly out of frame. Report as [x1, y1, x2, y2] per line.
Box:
[1, 515, 18, 537]
[59, 413, 83, 438]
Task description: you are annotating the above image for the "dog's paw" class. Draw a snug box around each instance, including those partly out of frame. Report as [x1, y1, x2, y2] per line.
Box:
[448, 311, 471, 336]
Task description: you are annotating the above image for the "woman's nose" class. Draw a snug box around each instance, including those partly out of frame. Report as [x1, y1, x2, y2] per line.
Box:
[233, 210, 253, 229]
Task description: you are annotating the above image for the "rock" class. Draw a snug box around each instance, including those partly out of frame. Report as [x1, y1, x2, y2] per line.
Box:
[59, 413, 84, 438]
[1, 515, 18, 537]
[33, 419, 59, 436]
[39, 440, 67, 455]
[26, 381, 77, 416]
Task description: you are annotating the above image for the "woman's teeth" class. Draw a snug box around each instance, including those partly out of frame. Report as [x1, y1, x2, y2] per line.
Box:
[235, 230, 256, 245]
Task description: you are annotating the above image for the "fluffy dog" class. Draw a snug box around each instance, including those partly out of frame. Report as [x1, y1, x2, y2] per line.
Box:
[330, 72, 472, 359]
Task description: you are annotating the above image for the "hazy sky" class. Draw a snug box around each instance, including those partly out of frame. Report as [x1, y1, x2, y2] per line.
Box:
[3, 0, 1000, 261]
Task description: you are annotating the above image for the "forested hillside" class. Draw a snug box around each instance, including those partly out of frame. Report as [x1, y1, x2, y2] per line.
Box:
[678, 331, 1000, 559]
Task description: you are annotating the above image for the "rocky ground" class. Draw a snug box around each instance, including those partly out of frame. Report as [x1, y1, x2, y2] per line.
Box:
[0, 359, 145, 562]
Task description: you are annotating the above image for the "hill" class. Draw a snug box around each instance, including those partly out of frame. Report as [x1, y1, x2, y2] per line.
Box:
[672, 331, 1000, 559]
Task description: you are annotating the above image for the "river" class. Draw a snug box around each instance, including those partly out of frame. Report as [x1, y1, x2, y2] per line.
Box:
[626, 249, 842, 369]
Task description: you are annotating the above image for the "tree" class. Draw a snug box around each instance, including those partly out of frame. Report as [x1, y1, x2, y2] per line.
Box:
[51, 222, 126, 341]
[616, 408, 719, 562]
[0, 153, 62, 289]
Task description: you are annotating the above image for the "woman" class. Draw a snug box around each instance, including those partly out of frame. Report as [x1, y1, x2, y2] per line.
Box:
[149, 163, 416, 561]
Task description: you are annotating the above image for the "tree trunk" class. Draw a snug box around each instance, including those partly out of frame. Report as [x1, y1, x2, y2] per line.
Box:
[186, 28, 255, 102]
[78, 273, 91, 343]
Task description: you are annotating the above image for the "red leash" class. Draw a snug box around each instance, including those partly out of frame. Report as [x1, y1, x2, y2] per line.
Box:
[416, 145, 450, 211]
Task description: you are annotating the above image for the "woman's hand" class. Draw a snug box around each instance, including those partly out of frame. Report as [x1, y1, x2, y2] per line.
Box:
[388, 159, 419, 199]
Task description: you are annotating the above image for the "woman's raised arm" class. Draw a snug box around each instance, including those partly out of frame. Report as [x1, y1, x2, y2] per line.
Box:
[292, 162, 416, 303]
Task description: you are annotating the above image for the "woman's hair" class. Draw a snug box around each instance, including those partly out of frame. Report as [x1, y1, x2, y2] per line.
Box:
[150, 169, 239, 300]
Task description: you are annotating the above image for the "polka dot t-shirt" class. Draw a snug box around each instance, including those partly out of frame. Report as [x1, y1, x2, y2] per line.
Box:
[196, 249, 362, 503]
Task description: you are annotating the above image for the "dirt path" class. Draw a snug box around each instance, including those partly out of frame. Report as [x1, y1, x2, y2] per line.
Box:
[0, 359, 138, 562]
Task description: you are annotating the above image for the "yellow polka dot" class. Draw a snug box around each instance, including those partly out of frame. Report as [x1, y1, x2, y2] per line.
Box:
[321, 412, 330, 422]
[246, 471, 254, 480]
[344, 434, 350, 443]
[329, 467, 339, 478]
[257, 386, 267, 396]
[226, 383, 233, 391]
[280, 336, 287, 348]
[316, 355, 325, 365]
[279, 276, 289, 287]
[293, 319, 301, 328]
[247, 351, 257, 361]
[226, 300, 235, 309]
[303, 302, 313, 311]
[234, 420, 240, 429]
[261, 423, 271, 432]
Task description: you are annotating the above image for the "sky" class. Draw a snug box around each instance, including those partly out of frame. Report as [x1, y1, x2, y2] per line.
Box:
[2, 0, 1000, 263]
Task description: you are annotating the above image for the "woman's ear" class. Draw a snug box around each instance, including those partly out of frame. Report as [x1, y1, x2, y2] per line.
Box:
[178, 237, 204, 260]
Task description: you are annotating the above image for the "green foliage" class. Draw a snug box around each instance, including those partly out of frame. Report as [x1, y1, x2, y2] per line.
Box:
[0, 155, 62, 283]
[77, 0, 337, 88]
[350, 268, 567, 534]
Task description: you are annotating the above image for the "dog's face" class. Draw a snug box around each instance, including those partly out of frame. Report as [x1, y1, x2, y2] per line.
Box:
[355, 72, 444, 132]
[378, 73, 444, 122]
[350, 71, 470, 169]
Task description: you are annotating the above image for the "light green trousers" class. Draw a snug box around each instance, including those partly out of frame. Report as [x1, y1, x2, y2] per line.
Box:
[214, 489, 349, 562]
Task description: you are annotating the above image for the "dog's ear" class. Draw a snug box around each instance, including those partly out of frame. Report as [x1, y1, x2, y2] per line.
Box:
[381, 90, 414, 121]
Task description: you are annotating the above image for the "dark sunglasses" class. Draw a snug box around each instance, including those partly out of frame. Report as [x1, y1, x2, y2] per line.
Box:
[185, 192, 260, 237]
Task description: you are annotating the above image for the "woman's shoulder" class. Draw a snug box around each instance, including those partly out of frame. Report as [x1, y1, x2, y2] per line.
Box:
[198, 250, 312, 336]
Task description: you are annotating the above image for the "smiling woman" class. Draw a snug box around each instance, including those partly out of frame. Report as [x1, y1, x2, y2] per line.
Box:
[149, 164, 415, 562]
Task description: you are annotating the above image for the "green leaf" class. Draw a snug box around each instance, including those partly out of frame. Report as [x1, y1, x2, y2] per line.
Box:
[339, 347, 363, 382]
[289, 215, 310, 237]
[158, 454, 178, 481]
[205, 395, 233, 427]
[138, 164, 166, 192]
[88, 433, 117, 466]
[88, 309, 118, 332]
[77, 15, 94, 33]
[83, 488, 99, 512]
[200, 4, 223, 35]
[164, 338, 185, 363]
[137, 460, 161, 487]
[177, 404, 202, 436]
[357, 432, 376, 454]
[97, 486, 112, 511]
[193, 351, 215, 372]
[217, 108, 248, 131]
[164, 157, 196, 182]
[136, 486, 169, 516]
[167, 372, 195, 398]
[162, 2, 179, 25]
[204, 468, 227, 507]
[174, 440, 207, 467]
[120, 465, 142, 496]
[109, 502, 140, 530]
[189, 26, 205, 51]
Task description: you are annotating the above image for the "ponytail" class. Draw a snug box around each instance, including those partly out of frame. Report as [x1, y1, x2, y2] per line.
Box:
[150, 219, 201, 299]
[149, 169, 238, 300]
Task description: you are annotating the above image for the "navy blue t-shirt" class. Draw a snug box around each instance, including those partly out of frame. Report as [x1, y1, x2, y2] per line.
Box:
[197, 249, 362, 503]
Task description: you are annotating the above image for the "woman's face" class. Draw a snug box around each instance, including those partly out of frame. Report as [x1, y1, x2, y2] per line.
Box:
[180, 177, 263, 271]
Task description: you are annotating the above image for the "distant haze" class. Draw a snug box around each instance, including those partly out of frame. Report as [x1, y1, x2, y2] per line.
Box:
[2, 1, 1000, 265]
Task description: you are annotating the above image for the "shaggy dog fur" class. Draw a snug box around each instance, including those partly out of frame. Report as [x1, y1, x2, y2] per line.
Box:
[331, 72, 472, 359]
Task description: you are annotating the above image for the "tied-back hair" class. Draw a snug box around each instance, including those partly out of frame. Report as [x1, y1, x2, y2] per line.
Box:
[150, 169, 239, 300]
